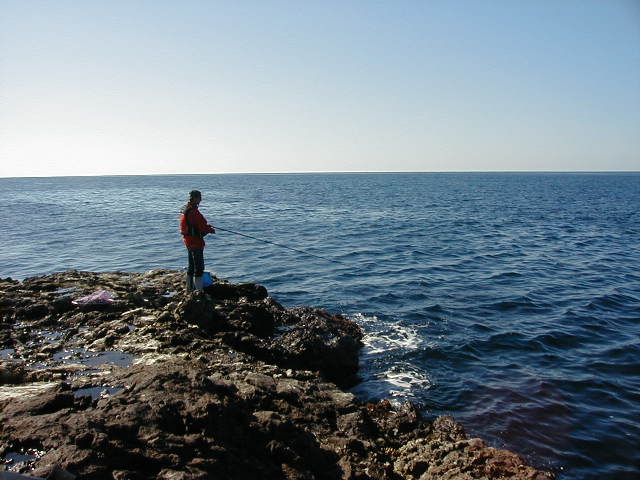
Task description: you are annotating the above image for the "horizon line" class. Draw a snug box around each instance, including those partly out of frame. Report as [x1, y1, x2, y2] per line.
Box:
[1, 169, 639, 180]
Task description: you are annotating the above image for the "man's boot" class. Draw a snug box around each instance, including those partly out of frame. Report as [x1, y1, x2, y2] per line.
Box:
[193, 276, 204, 291]
[185, 274, 195, 292]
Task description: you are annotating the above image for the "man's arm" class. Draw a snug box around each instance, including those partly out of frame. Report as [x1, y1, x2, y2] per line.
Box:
[192, 209, 215, 235]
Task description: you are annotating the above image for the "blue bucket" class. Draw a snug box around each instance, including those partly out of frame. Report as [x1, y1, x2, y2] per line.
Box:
[202, 272, 214, 288]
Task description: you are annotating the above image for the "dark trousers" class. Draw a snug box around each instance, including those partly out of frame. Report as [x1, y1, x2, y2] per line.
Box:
[187, 248, 205, 277]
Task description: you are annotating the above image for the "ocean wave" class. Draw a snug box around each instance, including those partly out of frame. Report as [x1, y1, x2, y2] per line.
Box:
[350, 362, 432, 404]
[457, 331, 542, 355]
[533, 331, 586, 350]
[585, 292, 640, 312]
[486, 271, 523, 280]
[480, 295, 551, 313]
[351, 313, 425, 356]
[350, 313, 435, 403]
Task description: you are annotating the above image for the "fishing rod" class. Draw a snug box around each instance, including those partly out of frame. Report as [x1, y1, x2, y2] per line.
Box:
[214, 226, 349, 266]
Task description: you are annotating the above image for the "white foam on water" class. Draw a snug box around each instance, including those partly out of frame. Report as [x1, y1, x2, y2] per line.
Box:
[350, 362, 433, 404]
[350, 313, 433, 402]
[384, 367, 431, 391]
[381, 364, 432, 400]
[351, 313, 424, 356]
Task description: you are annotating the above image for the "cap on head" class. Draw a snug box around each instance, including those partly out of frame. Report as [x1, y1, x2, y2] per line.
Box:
[189, 190, 202, 201]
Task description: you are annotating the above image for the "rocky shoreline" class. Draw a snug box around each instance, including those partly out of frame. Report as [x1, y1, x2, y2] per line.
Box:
[1, 270, 553, 479]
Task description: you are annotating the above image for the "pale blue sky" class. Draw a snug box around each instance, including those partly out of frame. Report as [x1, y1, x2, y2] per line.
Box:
[1, 0, 638, 177]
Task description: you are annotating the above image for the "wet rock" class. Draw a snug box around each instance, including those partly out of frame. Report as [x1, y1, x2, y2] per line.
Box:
[51, 297, 74, 315]
[225, 301, 275, 338]
[321, 389, 357, 411]
[2, 383, 73, 416]
[0, 360, 29, 384]
[272, 308, 363, 387]
[393, 415, 553, 480]
[19, 303, 49, 320]
[174, 291, 227, 333]
[337, 411, 376, 437]
[204, 281, 268, 302]
[367, 400, 425, 445]
[0, 270, 553, 480]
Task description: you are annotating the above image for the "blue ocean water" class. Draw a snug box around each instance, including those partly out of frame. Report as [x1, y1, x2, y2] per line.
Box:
[1, 172, 639, 479]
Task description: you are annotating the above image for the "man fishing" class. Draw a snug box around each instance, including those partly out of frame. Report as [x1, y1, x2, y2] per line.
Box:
[180, 190, 215, 291]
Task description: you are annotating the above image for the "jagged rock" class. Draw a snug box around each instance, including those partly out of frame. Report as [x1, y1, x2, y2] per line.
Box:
[204, 281, 268, 302]
[174, 291, 227, 333]
[0, 270, 553, 480]
[393, 416, 553, 480]
[224, 301, 276, 338]
[0, 360, 29, 384]
[272, 307, 363, 387]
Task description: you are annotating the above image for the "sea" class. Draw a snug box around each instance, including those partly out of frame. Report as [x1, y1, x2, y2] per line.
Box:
[0, 172, 639, 479]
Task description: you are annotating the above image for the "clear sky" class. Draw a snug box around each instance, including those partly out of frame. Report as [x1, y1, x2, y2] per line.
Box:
[1, 0, 639, 177]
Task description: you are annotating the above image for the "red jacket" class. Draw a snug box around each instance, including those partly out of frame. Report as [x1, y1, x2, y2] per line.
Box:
[180, 202, 215, 249]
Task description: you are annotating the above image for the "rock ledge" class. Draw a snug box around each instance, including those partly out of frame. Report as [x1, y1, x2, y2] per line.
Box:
[0, 270, 553, 479]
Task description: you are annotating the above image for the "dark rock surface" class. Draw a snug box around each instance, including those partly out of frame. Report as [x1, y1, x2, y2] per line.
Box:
[0, 270, 553, 479]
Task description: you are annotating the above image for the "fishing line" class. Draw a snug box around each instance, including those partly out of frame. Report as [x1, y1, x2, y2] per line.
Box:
[214, 226, 350, 267]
